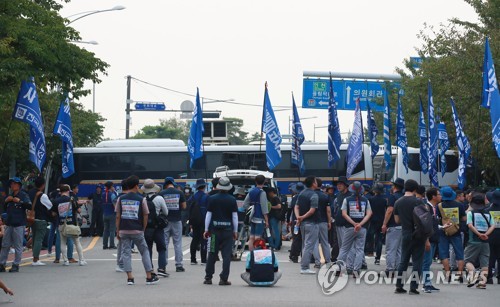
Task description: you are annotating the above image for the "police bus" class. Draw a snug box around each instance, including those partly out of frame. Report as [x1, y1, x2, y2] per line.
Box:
[69, 139, 372, 196]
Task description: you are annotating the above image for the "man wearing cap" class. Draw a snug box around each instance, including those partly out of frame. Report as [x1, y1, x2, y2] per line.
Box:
[188, 178, 209, 265]
[486, 190, 500, 284]
[0, 178, 32, 273]
[243, 175, 269, 252]
[142, 179, 169, 277]
[331, 176, 351, 261]
[203, 177, 238, 285]
[159, 177, 186, 272]
[382, 177, 405, 278]
[436, 186, 466, 281]
[338, 181, 372, 276]
[464, 193, 495, 289]
[102, 181, 118, 250]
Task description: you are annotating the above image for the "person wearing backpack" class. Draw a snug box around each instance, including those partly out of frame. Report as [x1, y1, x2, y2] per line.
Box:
[464, 193, 495, 289]
[243, 175, 269, 252]
[141, 179, 169, 278]
[188, 178, 209, 265]
[422, 187, 442, 293]
[436, 186, 466, 282]
[241, 238, 281, 286]
[486, 190, 500, 284]
[394, 179, 426, 295]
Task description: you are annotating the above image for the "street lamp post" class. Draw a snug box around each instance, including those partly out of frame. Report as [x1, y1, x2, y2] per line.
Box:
[66, 5, 126, 24]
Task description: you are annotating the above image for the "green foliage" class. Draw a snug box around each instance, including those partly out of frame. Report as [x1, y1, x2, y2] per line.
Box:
[224, 117, 250, 145]
[0, 0, 108, 178]
[133, 118, 190, 142]
[394, 0, 500, 184]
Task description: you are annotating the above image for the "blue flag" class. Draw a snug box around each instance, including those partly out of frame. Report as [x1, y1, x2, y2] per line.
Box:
[262, 83, 282, 170]
[418, 98, 429, 175]
[396, 91, 409, 173]
[12, 78, 46, 172]
[367, 101, 379, 159]
[437, 122, 449, 177]
[346, 98, 364, 178]
[291, 94, 306, 175]
[450, 98, 472, 189]
[53, 96, 75, 178]
[481, 37, 500, 158]
[383, 89, 391, 171]
[428, 81, 439, 187]
[328, 75, 342, 167]
[188, 88, 204, 168]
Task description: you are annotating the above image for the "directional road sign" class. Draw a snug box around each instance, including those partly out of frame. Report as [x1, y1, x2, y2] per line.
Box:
[134, 102, 166, 111]
[302, 79, 399, 112]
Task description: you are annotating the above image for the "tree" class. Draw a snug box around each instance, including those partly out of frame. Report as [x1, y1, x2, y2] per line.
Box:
[395, 0, 500, 185]
[0, 0, 109, 179]
[224, 117, 250, 145]
[133, 118, 189, 142]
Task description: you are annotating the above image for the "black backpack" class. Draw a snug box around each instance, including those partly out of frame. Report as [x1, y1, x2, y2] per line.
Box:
[413, 203, 434, 240]
[146, 194, 168, 229]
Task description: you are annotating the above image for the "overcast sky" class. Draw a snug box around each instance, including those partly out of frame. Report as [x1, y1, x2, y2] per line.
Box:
[60, 0, 478, 144]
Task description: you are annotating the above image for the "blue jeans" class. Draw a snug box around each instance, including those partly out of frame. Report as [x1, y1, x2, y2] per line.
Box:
[269, 217, 281, 249]
[103, 214, 116, 248]
[49, 222, 73, 259]
[422, 242, 437, 286]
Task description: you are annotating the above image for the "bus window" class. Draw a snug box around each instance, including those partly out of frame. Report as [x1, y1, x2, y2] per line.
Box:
[373, 155, 395, 181]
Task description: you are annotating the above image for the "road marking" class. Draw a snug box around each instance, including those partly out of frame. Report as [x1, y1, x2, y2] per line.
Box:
[7, 236, 99, 269]
[168, 248, 190, 261]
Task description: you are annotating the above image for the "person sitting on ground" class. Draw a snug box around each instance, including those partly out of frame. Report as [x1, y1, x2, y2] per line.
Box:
[241, 238, 281, 287]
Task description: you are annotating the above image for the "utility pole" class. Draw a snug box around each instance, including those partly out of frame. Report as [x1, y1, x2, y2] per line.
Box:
[126, 75, 131, 139]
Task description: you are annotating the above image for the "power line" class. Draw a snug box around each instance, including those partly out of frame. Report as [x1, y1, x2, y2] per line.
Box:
[129, 76, 293, 109]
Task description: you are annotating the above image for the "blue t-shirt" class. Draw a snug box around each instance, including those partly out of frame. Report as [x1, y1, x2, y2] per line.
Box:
[207, 192, 237, 231]
[159, 187, 186, 222]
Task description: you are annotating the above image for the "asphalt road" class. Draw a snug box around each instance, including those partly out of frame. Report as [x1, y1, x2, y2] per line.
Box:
[2, 236, 500, 306]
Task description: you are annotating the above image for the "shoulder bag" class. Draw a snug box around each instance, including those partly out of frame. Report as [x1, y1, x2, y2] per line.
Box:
[61, 201, 81, 237]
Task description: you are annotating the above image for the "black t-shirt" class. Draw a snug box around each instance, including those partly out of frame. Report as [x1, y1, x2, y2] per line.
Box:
[393, 195, 420, 233]
[269, 196, 281, 220]
[387, 190, 403, 227]
[369, 194, 387, 223]
[207, 192, 237, 231]
[159, 187, 186, 222]
[316, 190, 330, 223]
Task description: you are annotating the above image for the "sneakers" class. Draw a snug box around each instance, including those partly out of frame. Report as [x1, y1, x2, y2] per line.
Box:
[300, 269, 316, 275]
[146, 275, 159, 285]
[191, 260, 198, 265]
[79, 260, 88, 266]
[200, 262, 206, 266]
[127, 278, 135, 285]
[289, 256, 298, 263]
[313, 264, 321, 269]
[131, 248, 138, 253]
[53, 259, 60, 264]
[0, 265, 5, 272]
[219, 280, 231, 286]
[110, 246, 118, 250]
[409, 289, 420, 295]
[428, 285, 440, 291]
[8, 264, 19, 273]
[116, 266, 125, 272]
[157, 268, 169, 277]
[423, 286, 432, 293]
[467, 275, 479, 288]
[63, 261, 70, 266]
[32, 261, 46, 266]
[203, 278, 212, 285]
[395, 287, 407, 294]
[374, 259, 380, 265]
[176, 266, 185, 272]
